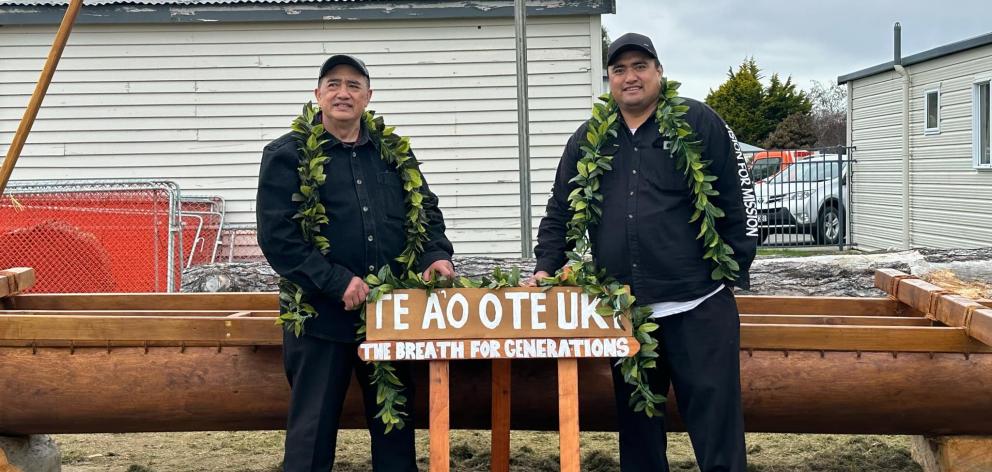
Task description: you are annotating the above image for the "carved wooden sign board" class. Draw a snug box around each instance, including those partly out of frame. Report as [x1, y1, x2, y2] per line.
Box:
[359, 287, 639, 361]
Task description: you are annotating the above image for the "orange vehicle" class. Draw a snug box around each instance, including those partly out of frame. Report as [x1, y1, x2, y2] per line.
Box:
[749, 150, 811, 182]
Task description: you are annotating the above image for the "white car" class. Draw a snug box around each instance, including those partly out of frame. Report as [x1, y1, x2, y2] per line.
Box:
[754, 155, 848, 245]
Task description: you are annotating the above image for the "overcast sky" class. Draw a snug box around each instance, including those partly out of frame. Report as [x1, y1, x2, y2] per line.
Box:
[602, 0, 992, 99]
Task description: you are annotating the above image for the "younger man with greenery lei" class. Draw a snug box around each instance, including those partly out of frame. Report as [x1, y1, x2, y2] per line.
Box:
[527, 33, 759, 471]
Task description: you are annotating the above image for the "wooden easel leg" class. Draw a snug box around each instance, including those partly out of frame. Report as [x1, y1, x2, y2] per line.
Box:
[429, 360, 450, 472]
[490, 359, 511, 472]
[558, 358, 580, 472]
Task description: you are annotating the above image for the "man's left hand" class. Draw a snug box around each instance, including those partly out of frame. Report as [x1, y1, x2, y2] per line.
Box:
[422, 259, 455, 281]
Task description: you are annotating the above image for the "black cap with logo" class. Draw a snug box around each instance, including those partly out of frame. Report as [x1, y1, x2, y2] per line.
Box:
[607, 32, 659, 66]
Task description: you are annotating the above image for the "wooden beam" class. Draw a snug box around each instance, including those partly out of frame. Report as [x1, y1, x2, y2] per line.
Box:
[740, 324, 992, 353]
[876, 269, 992, 348]
[0, 0, 84, 195]
[735, 295, 914, 316]
[0, 268, 36, 299]
[490, 359, 510, 472]
[0, 315, 282, 345]
[4, 292, 278, 311]
[429, 360, 450, 472]
[740, 314, 932, 326]
[557, 358, 580, 472]
[5, 293, 911, 317]
[0, 310, 254, 317]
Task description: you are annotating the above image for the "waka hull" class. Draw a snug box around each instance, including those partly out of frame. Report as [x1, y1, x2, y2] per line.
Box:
[2, 346, 990, 435]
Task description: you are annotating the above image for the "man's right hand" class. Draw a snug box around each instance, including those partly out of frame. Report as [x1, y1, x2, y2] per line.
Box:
[521, 271, 550, 287]
[342, 276, 370, 311]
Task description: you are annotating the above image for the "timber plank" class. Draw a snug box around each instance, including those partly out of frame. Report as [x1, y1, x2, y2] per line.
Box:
[557, 358, 580, 472]
[490, 359, 511, 472]
[735, 295, 913, 316]
[0, 315, 281, 344]
[0, 268, 35, 298]
[740, 315, 931, 326]
[429, 360, 450, 472]
[741, 324, 992, 353]
[4, 292, 278, 311]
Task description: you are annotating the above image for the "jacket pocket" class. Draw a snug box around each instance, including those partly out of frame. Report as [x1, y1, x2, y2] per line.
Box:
[644, 141, 689, 192]
[375, 171, 407, 221]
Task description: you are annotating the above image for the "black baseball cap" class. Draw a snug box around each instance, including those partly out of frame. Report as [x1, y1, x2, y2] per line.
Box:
[607, 32, 659, 66]
[318, 54, 370, 83]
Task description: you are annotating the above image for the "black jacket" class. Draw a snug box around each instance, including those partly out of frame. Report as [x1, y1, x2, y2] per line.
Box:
[256, 120, 453, 342]
[535, 98, 759, 304]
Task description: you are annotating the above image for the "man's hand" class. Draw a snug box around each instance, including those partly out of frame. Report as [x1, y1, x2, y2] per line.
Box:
[342, 276, 369, 311]
[422, 259, 455, 282]
[522, 270, 550, 287]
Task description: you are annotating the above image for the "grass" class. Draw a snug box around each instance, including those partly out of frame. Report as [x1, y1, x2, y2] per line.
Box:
[54, 430, 922, 472]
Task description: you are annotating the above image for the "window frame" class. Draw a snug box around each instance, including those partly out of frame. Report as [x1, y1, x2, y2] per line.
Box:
[973, 79, 992, 170]
[923, 88, 941, 135]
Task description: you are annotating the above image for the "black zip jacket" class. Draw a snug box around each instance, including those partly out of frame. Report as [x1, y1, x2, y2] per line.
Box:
[535, 98, 759, 304]
[256, 120, 453, 342]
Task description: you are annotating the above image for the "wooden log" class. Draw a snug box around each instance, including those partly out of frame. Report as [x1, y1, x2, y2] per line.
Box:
[0, 269, 35, 299]
[557, 358, 580, 472]
[3, 348, 992, 435]
[911, 436, 992, 472]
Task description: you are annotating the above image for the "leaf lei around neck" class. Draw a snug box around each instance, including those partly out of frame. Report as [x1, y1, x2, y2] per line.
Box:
[544, 78, 739, 418]
[275, 102, 431, 433]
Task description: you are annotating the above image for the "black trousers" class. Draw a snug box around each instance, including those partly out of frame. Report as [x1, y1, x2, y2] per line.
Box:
[611, 286, 747, 472]
[282, 330, 417, 471]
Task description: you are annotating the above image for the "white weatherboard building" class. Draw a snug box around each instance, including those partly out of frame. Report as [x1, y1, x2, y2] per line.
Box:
[0, 0, 612, 256]
[839, 30, 992, 251]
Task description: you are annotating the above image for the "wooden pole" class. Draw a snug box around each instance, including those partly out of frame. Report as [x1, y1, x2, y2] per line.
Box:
[490, 359, 511, 472]
[429, 360, 450, 472]
[558, 358, 580, 472]
[0, 0, 85, 195]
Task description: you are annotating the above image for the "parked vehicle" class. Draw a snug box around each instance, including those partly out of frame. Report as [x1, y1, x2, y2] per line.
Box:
[754, 154, 847, 245]
[749, 150, 812, 182]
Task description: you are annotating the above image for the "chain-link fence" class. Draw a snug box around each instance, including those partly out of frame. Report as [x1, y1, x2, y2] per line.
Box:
[0, 179, 187, 293]
[180, 195, 226, 269]
[745, 146, 854, 249]
[218, 223, 265, 263]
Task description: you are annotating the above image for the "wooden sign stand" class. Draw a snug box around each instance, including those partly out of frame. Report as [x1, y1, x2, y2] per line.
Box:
[361, 287, 638, 472]
[426, 357, 583, 472]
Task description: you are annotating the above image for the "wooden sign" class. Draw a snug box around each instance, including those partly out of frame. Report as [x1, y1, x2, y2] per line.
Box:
[359, 287, 638, 361]
[358, 337, 638, 361]
[359, 286, 637, 472]
[365, 287, 631, 341]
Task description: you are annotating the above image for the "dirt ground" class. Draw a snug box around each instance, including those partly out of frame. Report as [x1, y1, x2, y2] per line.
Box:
[54, 430, 922, 472]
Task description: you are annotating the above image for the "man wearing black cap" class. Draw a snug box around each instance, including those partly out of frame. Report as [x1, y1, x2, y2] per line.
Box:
[527, 33, 758, 471]
[256, 54, 454, 471]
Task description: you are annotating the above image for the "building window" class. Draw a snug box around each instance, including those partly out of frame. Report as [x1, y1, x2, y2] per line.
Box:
[924, 89, 940, 134]
[976, 81, 991, 169]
